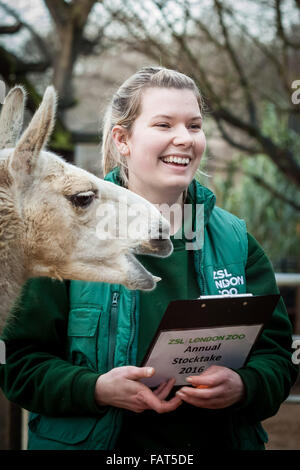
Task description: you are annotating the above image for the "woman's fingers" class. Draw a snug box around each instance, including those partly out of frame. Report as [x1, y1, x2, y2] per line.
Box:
[175, 366, 245, 409]
[137, 388, 182, 413]
[95, 366, 181, 414]
[175, 390, 226, 409]
[138, 378, 181, 413]
[184, 366, 225, 388]
[124, 365, 155, 381]
[153, 378, 176, 399]
[176, 384, 223, 405]
[148, 369, 234, 410]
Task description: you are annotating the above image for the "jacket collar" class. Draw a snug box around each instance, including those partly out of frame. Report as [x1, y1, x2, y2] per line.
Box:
[104, 166, 216, 227]
[187, 178, 216, 227]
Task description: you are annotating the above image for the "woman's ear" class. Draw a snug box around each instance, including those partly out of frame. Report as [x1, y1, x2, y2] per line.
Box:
[112, 125, 130, 156]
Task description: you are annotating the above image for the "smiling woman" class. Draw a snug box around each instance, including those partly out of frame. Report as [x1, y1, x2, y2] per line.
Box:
[111, 87, 206, 208]
[102, 67, 205, 190]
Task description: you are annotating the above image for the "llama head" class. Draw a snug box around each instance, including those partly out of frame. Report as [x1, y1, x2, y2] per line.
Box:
[0, 86, 173, 291]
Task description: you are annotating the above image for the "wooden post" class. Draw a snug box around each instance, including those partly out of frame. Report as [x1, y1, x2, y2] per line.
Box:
[0, 389, 9, 450]
[0, 390, 22, 450]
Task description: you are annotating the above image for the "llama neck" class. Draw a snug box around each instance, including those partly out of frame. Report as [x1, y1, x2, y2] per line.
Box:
[0, 184, 26, 334]
[0, 245, 26, 334]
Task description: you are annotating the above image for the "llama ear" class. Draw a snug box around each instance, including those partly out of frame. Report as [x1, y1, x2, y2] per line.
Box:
[0, 85, 26, 150]
[10, 86, 57, 174]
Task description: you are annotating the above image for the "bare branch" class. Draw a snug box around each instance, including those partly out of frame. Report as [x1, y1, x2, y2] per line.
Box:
[214, 0, 258, 126]
[43, 0, 98, 107]
[243, 170, 300, 211]
[233, 20, 291, 94]
[0, 45, 50, 76]
[43, 0, 70, 28]
[212, 105, 300, 187]
[215, 118, 260, 154]
[192, 16, 225, 51]
[275, 0, 300, 49]
[209, 161, 300, 211]
[71, 0, 99, 27]
[0, 1, 52, 63]
[103, 0, 300, 187]
[0, 23, 22, 34]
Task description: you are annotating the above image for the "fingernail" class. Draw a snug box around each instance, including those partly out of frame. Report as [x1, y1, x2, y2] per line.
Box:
[147, 367, 154, 376]
[186, 377, 192, 383]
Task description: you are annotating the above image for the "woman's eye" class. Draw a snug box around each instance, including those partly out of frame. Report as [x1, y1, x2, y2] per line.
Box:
[155, 123, 170, 128]
[190, 124, 202, 130]
[67, 191, 96, 208]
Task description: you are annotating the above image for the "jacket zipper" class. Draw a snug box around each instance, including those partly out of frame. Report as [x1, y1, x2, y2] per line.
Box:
[199, 265, 208, 295]
[107, 291, 119, 370]
[195, 249, 207, 295]
[108, 290, 136, 449]
[126, 290, 137, 364]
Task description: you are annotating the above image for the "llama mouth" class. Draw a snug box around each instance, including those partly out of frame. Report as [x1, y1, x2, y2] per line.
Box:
[126, 253, 161, 291]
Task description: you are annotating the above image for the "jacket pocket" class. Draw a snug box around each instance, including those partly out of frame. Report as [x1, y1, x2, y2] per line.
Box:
[28, 413, 97, 447]
[67, 306, 101, 371]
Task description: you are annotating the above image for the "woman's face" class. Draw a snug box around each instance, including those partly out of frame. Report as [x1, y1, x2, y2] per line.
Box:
[119, 87, 206, 203]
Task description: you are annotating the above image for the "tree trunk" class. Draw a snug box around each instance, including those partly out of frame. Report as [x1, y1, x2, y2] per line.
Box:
[0, 391, 22, 450]
[53, 23, 75, 108]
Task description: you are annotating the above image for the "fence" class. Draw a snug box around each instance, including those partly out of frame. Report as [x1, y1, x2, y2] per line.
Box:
[275, 273, 300, 287]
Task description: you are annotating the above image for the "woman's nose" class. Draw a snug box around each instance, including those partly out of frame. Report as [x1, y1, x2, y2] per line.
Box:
[172, 126, 193, 147]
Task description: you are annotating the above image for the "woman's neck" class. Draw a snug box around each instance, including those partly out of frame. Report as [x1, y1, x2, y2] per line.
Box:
[127, 181, 183, 206]
[127, 184, 185, 236]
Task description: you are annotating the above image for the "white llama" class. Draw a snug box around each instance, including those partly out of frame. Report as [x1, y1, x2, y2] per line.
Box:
[0, 85, 172, 333]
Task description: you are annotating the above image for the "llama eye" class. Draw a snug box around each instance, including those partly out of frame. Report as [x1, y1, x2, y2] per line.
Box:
[67, 191, 96, 208]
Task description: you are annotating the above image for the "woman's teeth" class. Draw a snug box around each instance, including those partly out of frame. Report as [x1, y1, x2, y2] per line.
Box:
[161, 156, 190, 165]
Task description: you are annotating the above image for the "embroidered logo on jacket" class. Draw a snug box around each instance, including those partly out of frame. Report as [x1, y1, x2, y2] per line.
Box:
[213, 269, 244, 295]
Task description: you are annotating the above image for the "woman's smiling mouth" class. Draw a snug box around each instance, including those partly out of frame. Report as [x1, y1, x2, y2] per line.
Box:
[160, 155, 191, 167]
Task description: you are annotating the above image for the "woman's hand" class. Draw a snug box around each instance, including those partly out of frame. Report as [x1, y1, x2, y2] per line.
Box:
[95, 366, 182, 414]
[176, 366, 245, 409]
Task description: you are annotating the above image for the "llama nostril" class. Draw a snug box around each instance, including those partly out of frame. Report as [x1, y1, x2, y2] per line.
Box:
[158, 217, 171, 240]
[158, 220, 167, 240]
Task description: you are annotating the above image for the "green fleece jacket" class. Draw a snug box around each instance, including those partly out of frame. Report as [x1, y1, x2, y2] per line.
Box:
[0, 170, 298, 450]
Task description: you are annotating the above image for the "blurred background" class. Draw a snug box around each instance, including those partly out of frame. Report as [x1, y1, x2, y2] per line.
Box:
[0, 0, 299, 450]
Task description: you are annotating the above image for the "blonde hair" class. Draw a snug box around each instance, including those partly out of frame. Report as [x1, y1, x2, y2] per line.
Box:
[101, 66, 204, 187]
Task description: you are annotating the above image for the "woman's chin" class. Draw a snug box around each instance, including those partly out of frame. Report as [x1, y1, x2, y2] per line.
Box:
[160, 173, 193, 190]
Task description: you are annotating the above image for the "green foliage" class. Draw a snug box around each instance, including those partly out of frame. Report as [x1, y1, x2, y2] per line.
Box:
[200, 154, 299, 270]
[196, 103, 300, 270]
[50, 124, 74, 151]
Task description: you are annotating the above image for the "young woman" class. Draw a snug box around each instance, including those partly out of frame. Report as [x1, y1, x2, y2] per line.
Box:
[0, 67, 298, 450]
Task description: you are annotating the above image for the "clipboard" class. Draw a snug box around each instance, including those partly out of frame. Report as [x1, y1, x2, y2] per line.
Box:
[141, 294, 280, 387]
